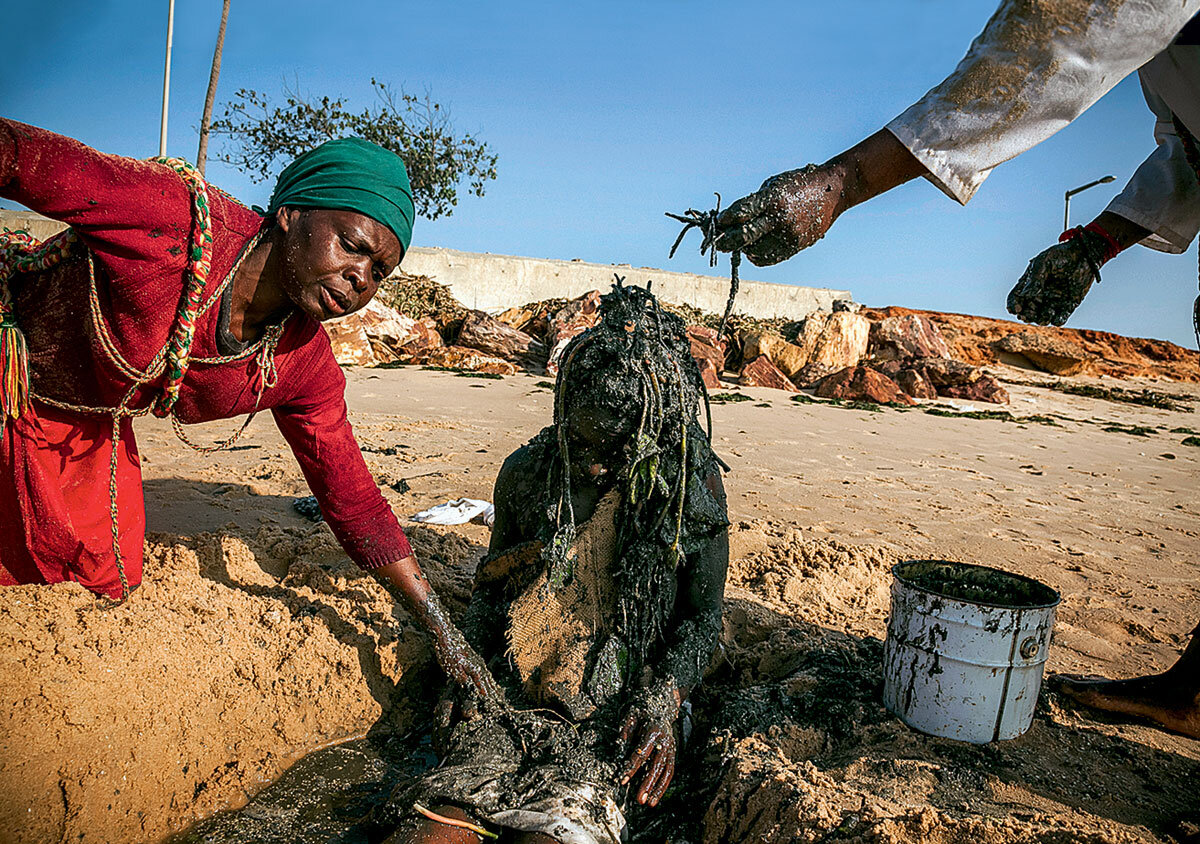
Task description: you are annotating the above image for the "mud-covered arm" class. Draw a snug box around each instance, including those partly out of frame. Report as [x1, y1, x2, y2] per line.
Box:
[271, 338, 504, 706]
[653, 468, 729, 705]
[458, 446, 542, 660]
[620, 468, 728, 807]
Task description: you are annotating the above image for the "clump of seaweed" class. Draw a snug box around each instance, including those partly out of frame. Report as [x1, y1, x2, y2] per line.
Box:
[1034, 382, 1195, 413]
[923, 406, 1061, 427]
[1102, 422, 1158, 437]
[709, 392, 754, 404]
[378, 271, 466, 321]
[1182, 436, 1200, 448]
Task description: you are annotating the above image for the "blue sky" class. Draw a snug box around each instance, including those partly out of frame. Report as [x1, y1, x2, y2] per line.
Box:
[2, 1, 1196, 346]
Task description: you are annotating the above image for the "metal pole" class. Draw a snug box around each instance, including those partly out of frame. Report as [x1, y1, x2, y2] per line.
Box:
[1063, 175, 1115, 232]
[159, 0, 176, 157]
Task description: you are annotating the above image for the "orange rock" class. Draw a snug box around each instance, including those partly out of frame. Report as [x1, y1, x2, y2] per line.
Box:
[894, 368, 938, 400]
[740, 355, 798, 392]
[546, 291, 602, 374]
[688, 325, 727, 380]
[862, 305, 1199, 382]
[697, 357, 722, 389]
[406, 346, 518, 375]
[457, 310, 547, 369]
[326, 299, 418, 366]
[939, 376, 1010, 404]
[814, 366, 915, 405]
[994, 330, 1092, 376]
[869, 314, 952, 361]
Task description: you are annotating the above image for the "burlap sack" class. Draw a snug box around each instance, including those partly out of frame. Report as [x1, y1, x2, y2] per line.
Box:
[507, 490, 621, 718]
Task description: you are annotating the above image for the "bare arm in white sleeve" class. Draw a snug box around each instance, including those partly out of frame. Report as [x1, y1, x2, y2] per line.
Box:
[715, 0, 1200, 267]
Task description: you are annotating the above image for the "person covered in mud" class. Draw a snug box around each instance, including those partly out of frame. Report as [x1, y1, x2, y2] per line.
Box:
[378, 281, 729, 844]
[0, 120, 500, 703]
[710, 3, 1200, 739]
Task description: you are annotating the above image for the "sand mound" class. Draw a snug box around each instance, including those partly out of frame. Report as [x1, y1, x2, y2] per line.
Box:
[0, 523, 484, 844]
[4, 516, 1197, 844]
[693, 527, 1197, 844]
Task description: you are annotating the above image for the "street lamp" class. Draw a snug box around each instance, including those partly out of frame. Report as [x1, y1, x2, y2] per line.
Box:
[1063, 175, 1116, 231]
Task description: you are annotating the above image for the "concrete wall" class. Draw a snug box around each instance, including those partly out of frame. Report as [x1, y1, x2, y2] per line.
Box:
[403, 246, 850, 320]
[0, 210, 852, 320]
[0, 209, 69, 242]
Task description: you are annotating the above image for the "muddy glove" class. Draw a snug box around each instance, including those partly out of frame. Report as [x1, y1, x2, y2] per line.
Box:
[618, 681, 680, 807]
[714, 164, 844, 267]
[1007, 228, 1110, 326]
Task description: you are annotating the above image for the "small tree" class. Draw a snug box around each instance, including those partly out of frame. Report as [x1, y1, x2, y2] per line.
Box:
[210, 79, 498, 220]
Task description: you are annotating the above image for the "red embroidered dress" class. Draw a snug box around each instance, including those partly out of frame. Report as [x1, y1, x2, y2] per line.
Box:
[0, 119, 413, 599]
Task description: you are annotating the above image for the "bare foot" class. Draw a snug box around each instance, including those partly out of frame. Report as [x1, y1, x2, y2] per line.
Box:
[1055, 673, 1200, 740]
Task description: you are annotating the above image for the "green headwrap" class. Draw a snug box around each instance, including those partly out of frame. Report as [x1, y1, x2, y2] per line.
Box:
[267, 137, 414, 256]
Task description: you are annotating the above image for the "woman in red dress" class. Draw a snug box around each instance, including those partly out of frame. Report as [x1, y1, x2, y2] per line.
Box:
[0, 119, 499, 701]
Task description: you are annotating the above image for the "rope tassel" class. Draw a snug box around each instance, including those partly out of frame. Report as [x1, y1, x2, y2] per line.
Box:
[0, 308, 30, 431]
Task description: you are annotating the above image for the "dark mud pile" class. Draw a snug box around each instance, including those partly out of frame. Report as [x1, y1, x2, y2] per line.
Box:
[170, 522, 1200, 844]
[897, 560, 1060, 609]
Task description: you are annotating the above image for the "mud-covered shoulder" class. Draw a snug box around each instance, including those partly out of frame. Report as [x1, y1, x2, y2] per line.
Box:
[489, 427, 556, 553]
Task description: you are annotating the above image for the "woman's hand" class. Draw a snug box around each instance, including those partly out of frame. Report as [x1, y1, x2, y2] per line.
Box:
[618, 684, 681, 807]
[429, 614, 507, 711]
[714, 164, 846, 266]
[371, 556, 507, 712]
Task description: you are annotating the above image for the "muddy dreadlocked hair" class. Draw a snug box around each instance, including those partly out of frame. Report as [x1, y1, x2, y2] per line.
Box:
[544, 276, 713, 676]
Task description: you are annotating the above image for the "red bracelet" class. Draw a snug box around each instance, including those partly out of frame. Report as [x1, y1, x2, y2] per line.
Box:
[1059, 223, 1122, 263]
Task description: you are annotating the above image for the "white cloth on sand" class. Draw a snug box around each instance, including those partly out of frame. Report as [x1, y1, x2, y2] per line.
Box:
[409, 498, 495, 526]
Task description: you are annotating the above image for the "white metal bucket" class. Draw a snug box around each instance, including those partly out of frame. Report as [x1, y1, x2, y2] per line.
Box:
[882, 560, 1060, 744]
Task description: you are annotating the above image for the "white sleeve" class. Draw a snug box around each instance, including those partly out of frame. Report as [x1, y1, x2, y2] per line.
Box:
[1104, 52, 1200, 253]
[885, 0, 1200, 205]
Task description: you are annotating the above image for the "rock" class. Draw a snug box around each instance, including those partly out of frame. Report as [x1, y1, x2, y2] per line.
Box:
[546, 291, 602, 374]
[400, 318, 444, 354]
[860, 306, 1198, 382]
[406, 346, 518, 375]
[688, 325, 727, 378]
[797, 312, 871, 371]
[326, 298, 419, 366]
[740, 355, 798, 392]
[910, 357, 982, 388]
[891, 358, 1008, 404]
[814, 366, 915, 405]
[894, 368, 938, 400]
[939, 375, 1010, 404]
[869, 314, 952, 362]
[496, 307, 534, 332]
[832, 299, 861, 313]
[994, 330, 1094, 376]
[744, 331, 810, 379]
[697, 357, 722, 389]
[789, 362, 838, 389]
[457, 310, 547, 370]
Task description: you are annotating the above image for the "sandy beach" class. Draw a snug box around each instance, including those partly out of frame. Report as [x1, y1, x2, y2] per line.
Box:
[2, 363, 1198, 843]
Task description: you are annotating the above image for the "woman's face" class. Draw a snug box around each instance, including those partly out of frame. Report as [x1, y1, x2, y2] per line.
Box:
[276, 207, 403, 321]
[566, 402, 637, 478]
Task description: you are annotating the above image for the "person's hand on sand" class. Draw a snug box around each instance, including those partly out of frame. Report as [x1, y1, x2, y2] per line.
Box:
[714, 164, 845, 266]
[618, 688, 680, 807]
[1007, 234, 1104, 326]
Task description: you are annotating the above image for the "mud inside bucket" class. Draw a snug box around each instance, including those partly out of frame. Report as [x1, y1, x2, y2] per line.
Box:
[883, 560, 1061, 744]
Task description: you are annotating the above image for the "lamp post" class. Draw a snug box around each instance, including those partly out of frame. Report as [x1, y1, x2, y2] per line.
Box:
[1063, 175, 1115, 231]
[159, 0, 176, 157]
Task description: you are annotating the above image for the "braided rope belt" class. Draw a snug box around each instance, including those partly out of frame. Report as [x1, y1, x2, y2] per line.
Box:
[0, 158, 285, 599]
